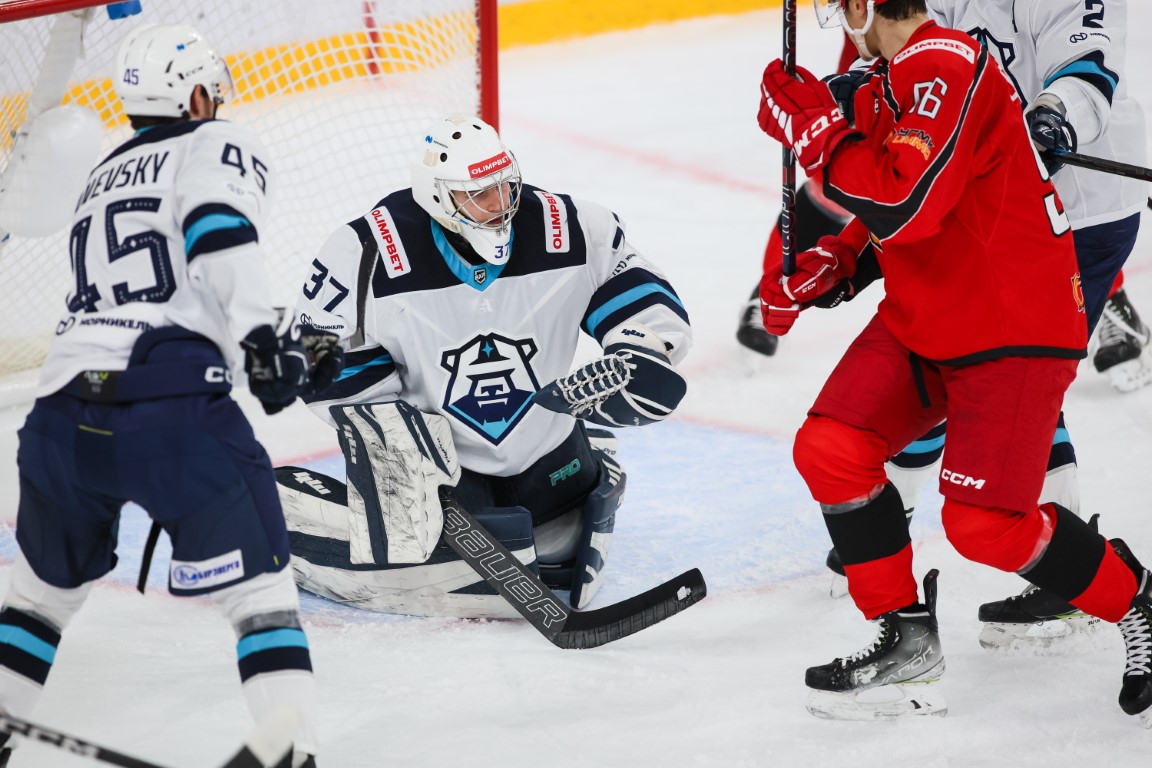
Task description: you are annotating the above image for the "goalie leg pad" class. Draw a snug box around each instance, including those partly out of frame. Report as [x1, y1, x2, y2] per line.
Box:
[331, 401, 460, 565]
[568, 428, 626, 609]
[277, 466, 538, 618]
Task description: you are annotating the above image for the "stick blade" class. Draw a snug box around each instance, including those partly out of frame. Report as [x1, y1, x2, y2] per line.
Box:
[219, 708, 299, 768]
[552, 568, 707, 649]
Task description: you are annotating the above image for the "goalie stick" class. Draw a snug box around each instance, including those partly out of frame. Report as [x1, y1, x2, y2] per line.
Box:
[438, 489, 706, 649]
[0, 708, 296, 768]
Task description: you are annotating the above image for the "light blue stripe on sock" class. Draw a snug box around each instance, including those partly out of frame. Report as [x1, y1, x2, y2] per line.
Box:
[901, 433, 946, 454]
[237, 628, 309, 660]
[0, 626, 57, 664]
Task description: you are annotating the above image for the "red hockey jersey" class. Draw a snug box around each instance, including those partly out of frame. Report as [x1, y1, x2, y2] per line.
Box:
[824, 22, 1087, 365]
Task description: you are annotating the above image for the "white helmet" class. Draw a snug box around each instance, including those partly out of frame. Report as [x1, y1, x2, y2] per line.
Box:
[814, 0, 881, 62]
[114, 23, 233, 118]
[411, 114, 522, 266]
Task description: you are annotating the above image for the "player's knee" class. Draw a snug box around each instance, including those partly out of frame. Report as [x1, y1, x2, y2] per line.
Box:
[793, 416, 889, 504]
[211, 567, 302, 627]
[2, 554, 92, 630]
[940, 498, 1049, 572]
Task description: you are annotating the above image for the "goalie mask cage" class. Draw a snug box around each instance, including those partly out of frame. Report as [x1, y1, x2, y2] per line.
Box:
[0, 0, 497, 394]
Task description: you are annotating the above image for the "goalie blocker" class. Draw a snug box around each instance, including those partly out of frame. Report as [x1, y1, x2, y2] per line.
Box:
[277, 401, 624, 618]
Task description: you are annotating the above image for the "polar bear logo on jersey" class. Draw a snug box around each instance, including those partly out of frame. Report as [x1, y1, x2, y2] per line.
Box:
[441, 332, 542, 444]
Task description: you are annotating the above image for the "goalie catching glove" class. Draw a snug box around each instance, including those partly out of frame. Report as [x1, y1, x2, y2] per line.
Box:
[760, 235, 859, 335]
[532, 324, 686, 427]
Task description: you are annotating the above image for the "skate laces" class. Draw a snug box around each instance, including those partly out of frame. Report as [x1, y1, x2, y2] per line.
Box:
[1101, 302, 1150, 348]
[743, 299, 767, 331]
[844, 618, 894, 665]
[1119, 604, 1152, 677]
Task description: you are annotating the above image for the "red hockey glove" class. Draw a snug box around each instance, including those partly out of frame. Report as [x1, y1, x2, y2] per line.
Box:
[758, 276, 801, 336]
[759, 235, 859, 335]
[758, 60, 851, 175]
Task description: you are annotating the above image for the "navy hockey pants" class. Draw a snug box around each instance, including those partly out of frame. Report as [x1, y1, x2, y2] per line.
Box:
[16, 391, 290, 596]
[1075, 211, 1141, 333]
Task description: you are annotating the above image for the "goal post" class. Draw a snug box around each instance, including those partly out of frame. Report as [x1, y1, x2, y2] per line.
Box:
[0, 0, 498, 392]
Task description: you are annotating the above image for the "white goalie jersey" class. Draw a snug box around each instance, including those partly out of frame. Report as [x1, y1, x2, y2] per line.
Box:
[39, 119, 278, 396]
[927, 0, 1148, 229]
[295, 184, 693, 476]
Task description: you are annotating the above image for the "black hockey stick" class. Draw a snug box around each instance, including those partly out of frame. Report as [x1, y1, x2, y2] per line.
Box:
[438, 489, 706, 649]
[0, 709, 295, 768]
[1056, 151, 1152, 183]
[780, 0, 798, 276]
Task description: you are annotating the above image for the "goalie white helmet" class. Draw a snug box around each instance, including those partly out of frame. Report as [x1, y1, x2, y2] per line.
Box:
[114, 23, 233, 118]
[411, 114, 522, 266]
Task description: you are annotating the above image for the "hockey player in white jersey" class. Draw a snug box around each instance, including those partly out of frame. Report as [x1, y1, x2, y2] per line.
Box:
[276, 114, 692, 619]
[0, 24, 337, 767]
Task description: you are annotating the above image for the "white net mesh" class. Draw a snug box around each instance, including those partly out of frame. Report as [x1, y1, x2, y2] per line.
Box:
[0, 0, 485, 378]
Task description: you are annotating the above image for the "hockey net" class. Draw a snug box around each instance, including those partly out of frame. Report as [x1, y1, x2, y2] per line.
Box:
[0, 0, 496, 395]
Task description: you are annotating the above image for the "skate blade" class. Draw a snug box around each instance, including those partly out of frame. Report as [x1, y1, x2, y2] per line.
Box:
[1107, 352, 1152, 393]
[829, 573, 849, 599]
[805, 682, 947, 721]
[1140, 708, 1152, 730]
[978, 614, 1104, 652]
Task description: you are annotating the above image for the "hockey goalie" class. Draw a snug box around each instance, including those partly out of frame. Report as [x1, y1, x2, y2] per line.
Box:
[276, 114, 692, 619]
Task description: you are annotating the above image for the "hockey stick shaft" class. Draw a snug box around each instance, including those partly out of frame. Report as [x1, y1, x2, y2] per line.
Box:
[780, 0, 798, 277]
[438, 490, 706, 649]
[0, 712, 167, 768]
[1058, 151, 1152, 183]
[0, 709, 295, 768]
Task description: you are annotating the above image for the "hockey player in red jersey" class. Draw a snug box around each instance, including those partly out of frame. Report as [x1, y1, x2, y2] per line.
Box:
[757, 0, 1152, 723]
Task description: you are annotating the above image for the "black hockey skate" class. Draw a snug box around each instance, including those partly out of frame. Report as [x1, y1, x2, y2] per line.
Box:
[1111, 539, 1152, 727]
[805, 569, 946, 720]
[735, 285, 778, 357]
[977, 584, 1102, 651]
[1093, 289, 1152, 393]
[977, 515, 1103, 651]
[274, 751, 317, 768]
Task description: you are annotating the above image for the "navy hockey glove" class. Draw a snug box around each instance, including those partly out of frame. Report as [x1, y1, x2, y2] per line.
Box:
[299, 327, 344, 396]
[532, 325, 686, 428]
[241, 323, 309, 415]
[1027, 105, 1077, 175]
[822, 68, 867, 125]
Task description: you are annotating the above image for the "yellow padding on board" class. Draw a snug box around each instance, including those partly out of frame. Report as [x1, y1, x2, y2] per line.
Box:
[500, 0, 780, 48]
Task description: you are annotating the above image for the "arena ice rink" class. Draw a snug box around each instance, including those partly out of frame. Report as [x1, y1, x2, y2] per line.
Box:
[1, 5, 1151, 766]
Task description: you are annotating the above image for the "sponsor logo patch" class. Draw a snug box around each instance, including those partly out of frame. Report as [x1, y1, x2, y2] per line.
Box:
[468, 152, 512, 178]
[890, 127, 935, 160]
[534, 190, 569, 253]
[893, 38, 976, 66]
[170, 549, 245, 590]
[367, 207, 411, 278]
[941, 468, 986, 490]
